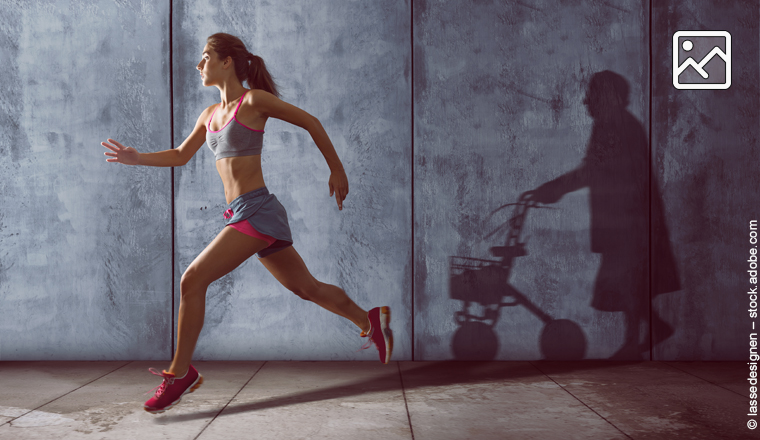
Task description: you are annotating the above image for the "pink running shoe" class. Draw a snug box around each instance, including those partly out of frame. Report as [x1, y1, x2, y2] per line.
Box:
[358, 306, 393, 364]
[143, 365, 203, 414]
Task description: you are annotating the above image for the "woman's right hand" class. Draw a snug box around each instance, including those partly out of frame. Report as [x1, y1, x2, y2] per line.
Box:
[102, 138, 139, 165]
[527, 182, 562, 204]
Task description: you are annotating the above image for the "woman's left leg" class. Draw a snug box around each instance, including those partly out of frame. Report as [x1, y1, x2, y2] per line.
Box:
[258, 246, 370, 333]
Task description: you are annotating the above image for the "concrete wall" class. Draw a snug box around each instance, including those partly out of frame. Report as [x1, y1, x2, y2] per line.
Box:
[0, 1, 172, 360]
[651, 1, 760, 360]
[414, 0, 758, 361]
[0, 0, 756, 362]
[414, 1, 652, 360]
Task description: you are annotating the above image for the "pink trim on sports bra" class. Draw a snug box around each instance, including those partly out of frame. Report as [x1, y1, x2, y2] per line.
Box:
[233, 117, 264, 133]
[207, 90, 265, 133]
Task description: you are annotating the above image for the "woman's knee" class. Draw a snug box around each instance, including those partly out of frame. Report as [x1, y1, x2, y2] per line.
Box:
[180, 267, 209, 296]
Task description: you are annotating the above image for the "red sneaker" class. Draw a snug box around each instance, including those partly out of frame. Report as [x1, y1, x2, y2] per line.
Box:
[143, 365, 203, 414]
[358, 306, 393, 364]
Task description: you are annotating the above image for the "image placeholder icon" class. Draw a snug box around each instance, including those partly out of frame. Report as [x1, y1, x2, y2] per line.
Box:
[672, 30, 731, 90]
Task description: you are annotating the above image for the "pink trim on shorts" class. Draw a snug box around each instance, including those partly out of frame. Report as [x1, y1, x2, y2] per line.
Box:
[227, 220, 276, 245]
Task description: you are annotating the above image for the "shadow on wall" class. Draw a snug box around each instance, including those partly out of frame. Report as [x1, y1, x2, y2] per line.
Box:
[449, 71, 682, 361]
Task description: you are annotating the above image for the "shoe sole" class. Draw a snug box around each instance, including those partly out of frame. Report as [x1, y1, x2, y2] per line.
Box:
[380, 306, 393, 364]
[144, 373, 204, 414]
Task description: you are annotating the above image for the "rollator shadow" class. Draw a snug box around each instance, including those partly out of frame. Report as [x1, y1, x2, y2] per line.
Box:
[449, 192, 587, 361]
[447, 70, 681, 361]
[527, 71, 680, 360]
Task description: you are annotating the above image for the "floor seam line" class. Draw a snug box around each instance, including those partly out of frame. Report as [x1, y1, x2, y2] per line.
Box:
[0, 361, 132, 428]
[529, 361, 634, 440]
[661, 361, 747, 400]
[397, 362, 416, 440]
[193, 361, 268, 440]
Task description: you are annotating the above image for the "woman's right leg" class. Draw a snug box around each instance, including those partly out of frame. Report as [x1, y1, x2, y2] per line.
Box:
[168, 226, 270, 377]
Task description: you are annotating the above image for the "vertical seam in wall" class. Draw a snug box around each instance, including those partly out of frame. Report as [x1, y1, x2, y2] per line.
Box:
[648, 0, 653, 361]
[170, 0, 176, 361]
[410, 0, 415, 362]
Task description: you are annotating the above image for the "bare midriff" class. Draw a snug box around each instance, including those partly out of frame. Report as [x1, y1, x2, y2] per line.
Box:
[209, 98, 269, 204]
[217, 155, 266, 204]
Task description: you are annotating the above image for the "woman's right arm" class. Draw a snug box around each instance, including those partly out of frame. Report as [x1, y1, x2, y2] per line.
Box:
[102, 106, 212, 167]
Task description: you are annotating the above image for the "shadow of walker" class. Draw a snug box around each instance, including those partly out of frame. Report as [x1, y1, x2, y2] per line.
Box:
[449, 193, 587, 361]
[447, 70, 681, 361]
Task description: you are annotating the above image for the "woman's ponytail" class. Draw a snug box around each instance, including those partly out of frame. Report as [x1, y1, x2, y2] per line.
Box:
[246, 52, 280, 98]
[206, 33, 280, 98]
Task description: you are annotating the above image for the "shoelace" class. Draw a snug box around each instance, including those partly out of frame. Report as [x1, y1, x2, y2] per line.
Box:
[354, 328, 374, 353]
[144, 368, 175, 396]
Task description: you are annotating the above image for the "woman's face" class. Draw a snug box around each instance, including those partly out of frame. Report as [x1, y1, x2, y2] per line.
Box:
[196, 45, 228, 86]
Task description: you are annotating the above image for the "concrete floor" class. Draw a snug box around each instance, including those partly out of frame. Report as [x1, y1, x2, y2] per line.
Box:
[0, 361, 752, 439]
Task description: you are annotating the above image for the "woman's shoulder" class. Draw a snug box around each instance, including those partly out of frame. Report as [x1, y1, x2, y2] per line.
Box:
[199, 103, 218, 119]
[192, 104, 219, 130]
[244, 89, 279, 115]
[248, 88, 275, 97]
[246, 88, 278, 104]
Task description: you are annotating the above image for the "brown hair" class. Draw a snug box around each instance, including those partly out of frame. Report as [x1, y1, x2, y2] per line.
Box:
[206, 33, 280, 98]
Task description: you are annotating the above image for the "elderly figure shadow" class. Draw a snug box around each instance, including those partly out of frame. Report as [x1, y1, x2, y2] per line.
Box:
[530, 70, 681, 360]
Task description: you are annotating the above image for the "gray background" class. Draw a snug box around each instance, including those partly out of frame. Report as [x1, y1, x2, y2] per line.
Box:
[652, 1, 760, 360]
[413, 0, 651, 361]
[0, 0, 756, 362]
[0, 1, 172, 361]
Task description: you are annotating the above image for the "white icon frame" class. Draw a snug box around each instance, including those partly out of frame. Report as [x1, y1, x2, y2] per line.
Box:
[673, 30, 731, 90]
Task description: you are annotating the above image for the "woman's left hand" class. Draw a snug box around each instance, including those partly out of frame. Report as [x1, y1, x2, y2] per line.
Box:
[328, 169, 349, 210]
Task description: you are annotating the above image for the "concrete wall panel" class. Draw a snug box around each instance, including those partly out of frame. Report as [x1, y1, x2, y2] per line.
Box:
[0, 1, 172, 360]
[414, 0, 651, 360]
[651, 1, 760, 360]
[173, 1, 411, 360]
[2, 0, 756, 363]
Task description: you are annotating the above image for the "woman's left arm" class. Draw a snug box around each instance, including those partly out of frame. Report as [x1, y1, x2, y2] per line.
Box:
[253, 90, 348, 210]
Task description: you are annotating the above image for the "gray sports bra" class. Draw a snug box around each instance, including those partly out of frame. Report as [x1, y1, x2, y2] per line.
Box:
[206, 90, 263, 160]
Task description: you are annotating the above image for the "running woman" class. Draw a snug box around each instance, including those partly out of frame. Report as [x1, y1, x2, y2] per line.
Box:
[101, 33, 393, 414]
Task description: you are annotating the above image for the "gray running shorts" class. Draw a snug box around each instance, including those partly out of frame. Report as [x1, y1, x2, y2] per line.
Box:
[223, 186, 293, 258]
